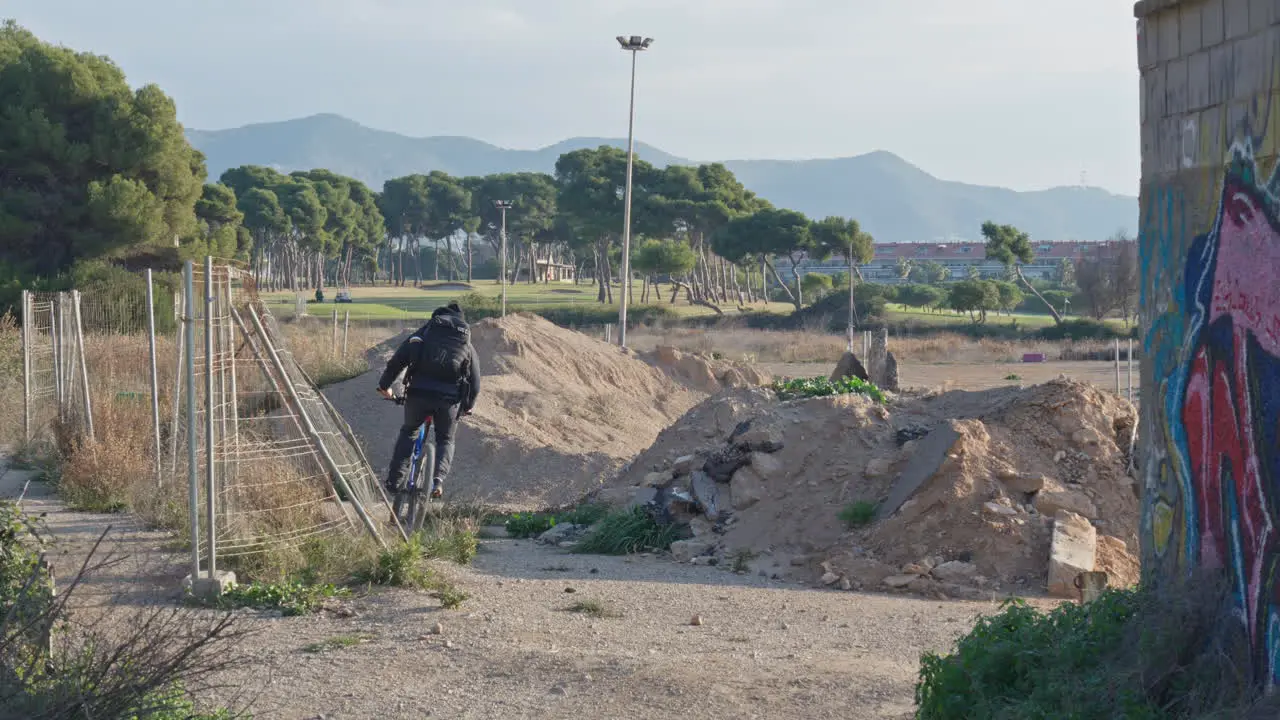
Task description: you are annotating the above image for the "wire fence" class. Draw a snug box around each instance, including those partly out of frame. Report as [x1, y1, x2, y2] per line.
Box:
[20, 258, 392, 584]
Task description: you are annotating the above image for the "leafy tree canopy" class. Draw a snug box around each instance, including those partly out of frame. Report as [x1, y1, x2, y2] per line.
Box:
[0, 20, 205, 278]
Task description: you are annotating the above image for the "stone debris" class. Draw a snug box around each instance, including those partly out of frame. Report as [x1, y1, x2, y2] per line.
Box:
[599, 377, 1140, 599]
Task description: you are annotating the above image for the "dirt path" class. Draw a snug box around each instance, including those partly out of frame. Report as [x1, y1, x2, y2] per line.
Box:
[206, 535, 1012, 720]
[0, 460, 1013, 719]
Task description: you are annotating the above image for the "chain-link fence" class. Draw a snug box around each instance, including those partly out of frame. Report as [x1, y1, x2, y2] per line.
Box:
[21, 258, 392, 584]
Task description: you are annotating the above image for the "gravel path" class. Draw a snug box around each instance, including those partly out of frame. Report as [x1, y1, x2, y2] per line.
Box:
[0, 457, 1031, 719]
[202, 535, 1018, 720]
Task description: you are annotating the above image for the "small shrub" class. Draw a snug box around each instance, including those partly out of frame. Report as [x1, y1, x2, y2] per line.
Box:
[212, 580, 345, 616]
[302, 634, 373, 654]
[505, 512, 557, 539]
[564, 599, 621, 619]
[772, 376, 887, 403]
[1035, 318, 1123, 342]
[573, 507, 679, 555]
[431, 580, 469, 609]
[561, 503, 609, 526]
[1004, 373, 1022, 381]
[729, 549, 756, 573]
[915, 580, 1280, 719]
[839, 501, 878, 528]
[420, 526, 479, 566]
[358, 536, 431, 589]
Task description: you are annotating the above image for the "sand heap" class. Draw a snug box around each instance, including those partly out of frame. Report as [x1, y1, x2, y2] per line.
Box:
[640, 346, 772, 394]
[325, 313, 702, 508]
[600, 378, 1140, 600]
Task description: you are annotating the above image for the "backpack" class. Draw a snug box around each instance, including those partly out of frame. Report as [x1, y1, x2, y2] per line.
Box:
[411, 314, 471, 384]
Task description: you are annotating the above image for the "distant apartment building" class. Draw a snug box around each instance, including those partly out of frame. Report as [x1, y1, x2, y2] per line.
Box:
[784, 241, 1103, 283]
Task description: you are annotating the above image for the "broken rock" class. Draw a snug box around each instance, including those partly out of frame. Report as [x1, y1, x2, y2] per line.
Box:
[642, 471, 674, 488]
[749, 451, 785, 482]
[704, 446, 751, 482]
[730, 465, 767, 511]
[1048, 510, 1097, 598]
[830, 351, 870, 383]
[689, 472, 724, 520]
[983, 502, 1019, 517]
[672, 455, 698, 476]
[1034, 484, 1098, 520]
[734, 423, 784, 454]
[931, 561, 979, 584]
[670, 539, 713, 563]
[882, 574, 917, 589]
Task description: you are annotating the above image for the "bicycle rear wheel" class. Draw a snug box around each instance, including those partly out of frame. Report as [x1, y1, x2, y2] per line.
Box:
[406, 443, 435, 533]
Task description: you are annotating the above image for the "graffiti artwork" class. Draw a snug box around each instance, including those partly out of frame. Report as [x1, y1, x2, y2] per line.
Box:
[1160, 140, 1280, 686]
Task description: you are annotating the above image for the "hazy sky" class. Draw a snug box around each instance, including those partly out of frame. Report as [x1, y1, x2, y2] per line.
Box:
[8, 0, 1140, 195]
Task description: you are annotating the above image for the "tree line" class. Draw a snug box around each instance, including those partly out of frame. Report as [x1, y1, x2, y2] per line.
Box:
[0, 20, 1126, 327]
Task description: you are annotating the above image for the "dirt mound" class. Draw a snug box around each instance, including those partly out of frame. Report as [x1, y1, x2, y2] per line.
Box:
[641, 346, 772, 394]
[602, 378, 1140, 599]
[325, 313, 702, 509]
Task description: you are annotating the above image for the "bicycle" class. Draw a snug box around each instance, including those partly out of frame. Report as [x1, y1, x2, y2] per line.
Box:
[387, 394, 438, 535]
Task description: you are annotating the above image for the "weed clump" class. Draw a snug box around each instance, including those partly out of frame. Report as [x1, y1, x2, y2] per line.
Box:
[838, 501, 879, 528]
[573, 507, 678, 555]
[771, 376, 886, 403]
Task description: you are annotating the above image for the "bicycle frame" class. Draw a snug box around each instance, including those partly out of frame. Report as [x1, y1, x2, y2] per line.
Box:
[404, 416, 434, 493]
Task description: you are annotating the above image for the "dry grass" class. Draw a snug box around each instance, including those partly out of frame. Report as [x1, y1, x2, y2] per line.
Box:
[628, 327, 1120, 366]
[0, 313, 24, 447]
[278, 319, 391, 387]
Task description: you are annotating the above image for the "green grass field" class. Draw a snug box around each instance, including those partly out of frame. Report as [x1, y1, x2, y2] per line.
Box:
[882, 303, 1131, 331]
[266, 281, 783, 321]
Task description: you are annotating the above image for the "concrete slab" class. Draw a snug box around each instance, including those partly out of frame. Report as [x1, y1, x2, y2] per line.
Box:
[1048, 510, 1097, 599]
[876, 423, 961, 521]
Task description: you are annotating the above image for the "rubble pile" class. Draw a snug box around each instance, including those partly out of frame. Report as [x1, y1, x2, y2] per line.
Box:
[599, 377, 1140, 600]
[641, 345, 772, 393]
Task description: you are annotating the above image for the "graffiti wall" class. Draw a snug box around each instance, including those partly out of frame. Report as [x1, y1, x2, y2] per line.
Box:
[1137, 0, 1280, 687]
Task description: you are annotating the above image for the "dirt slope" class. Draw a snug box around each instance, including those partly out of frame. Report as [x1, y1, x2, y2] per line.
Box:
[325, 313, 702, 509]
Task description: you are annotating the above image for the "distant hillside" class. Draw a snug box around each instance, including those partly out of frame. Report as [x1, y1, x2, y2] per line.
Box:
[186, 114, 1137, 243]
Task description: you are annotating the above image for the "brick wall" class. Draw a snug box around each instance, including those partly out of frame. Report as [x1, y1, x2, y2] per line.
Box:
[1135, 0, 1280, 687]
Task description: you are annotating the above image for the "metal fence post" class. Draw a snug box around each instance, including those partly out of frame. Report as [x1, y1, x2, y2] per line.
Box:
[226, 272, 239, 458]
[72, 291, 94, 441]
[203, 257, 217, 575]
[183, 261, 200, 581]
[342, 310, 350, 359]
[1127, 339, 1134, 404]
[145, 270, 163, 488]
[21, 290, 31, 444]
[1114, 338, 1121, 395]
[331, 308, 338, 359]
[50, 299, 62, 421]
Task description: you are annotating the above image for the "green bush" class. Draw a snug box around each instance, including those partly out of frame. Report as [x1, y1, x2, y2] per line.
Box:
[772, 376, 887, 403]
[212, 580, 346, 616]
[838, 501, 878, 528]
[1034, 318, 1125, 342]
[505, 512, 557, 539]
[916, 583, 1276, 719]
[573, 507, 679, 555]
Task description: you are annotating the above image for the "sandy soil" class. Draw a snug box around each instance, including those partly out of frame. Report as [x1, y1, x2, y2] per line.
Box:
[764, 359, 1140, 398]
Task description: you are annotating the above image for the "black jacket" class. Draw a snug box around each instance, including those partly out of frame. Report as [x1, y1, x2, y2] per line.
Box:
[378, 312, 481, 411]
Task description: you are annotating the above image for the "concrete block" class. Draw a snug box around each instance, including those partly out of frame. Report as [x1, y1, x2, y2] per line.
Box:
[1138, 17, 1153, 69]
[1233, 33, 1269, 100]
[1267, 92, 1280, 159]
[1250, 0, 1276, 30]
[876, 423, 962, 521]
[1165, 57, 1189, 115]
[1188, 51, 1212, 110]
[1149, 63, 1168, 120]
[1203, 0, 1226, 46]
[1048, 511, 1096, 599]
[1208, 44, 1233, 106]
[183, 570, 238, 600]
[1227, 0, 1252, 38]
[1158, 8, 1181, 61]
[1181, 3, 1204, 54]
[1141, 120, 1159, 178]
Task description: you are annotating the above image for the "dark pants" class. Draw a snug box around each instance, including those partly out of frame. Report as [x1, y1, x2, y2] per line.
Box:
[386, 394, 459, 491]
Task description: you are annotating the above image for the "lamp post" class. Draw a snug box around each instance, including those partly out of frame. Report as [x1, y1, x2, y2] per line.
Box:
[615, 34, 653, 348]
[494, 200, 513, 318]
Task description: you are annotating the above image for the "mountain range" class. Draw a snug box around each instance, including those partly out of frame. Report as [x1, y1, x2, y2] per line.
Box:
[185, 113, 1137, 244]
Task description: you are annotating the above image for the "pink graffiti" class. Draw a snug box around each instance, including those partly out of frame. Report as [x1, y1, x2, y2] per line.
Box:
[1208, 187, 1280, 355]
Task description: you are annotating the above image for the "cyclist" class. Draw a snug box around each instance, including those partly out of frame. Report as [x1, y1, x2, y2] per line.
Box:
[376, 302, 481, 499]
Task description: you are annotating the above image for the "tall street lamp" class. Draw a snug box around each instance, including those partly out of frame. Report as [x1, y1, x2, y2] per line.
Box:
[494, 200, 513, 318]
[615, 34, 653, 348]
